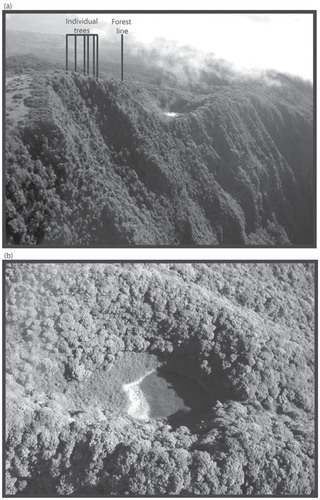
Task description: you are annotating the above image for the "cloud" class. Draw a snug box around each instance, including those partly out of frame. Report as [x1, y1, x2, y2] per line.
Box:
[127, 13, 313, 82]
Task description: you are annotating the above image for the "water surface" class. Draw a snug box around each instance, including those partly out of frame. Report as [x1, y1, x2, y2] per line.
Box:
[140, 369, 210, 420]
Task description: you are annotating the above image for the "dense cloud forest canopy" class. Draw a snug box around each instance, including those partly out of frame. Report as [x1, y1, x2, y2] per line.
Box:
[5, 262, 315, 495]
[5, 55, 314, 246]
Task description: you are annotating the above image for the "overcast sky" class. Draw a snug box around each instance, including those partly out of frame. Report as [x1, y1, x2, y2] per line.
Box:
[6, 13, 313, 81]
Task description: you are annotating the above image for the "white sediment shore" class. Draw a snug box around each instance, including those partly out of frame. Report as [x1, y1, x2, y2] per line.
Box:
[122, 369, 155, 420]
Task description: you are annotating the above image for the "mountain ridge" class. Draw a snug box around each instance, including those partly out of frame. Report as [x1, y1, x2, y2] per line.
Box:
[5, 56, 314, 246]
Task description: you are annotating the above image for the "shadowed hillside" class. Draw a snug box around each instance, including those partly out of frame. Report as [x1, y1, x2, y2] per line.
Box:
[5, 56, 314, 246]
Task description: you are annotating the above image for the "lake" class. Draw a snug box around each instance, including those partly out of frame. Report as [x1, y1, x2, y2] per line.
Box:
[140, 369, 211, 421]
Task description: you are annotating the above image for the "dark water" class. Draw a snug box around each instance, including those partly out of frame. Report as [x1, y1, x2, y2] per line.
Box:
[140, 370, 211, 421]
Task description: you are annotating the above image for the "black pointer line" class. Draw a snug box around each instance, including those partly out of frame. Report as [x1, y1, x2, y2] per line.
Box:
[121, 34, 124, 81]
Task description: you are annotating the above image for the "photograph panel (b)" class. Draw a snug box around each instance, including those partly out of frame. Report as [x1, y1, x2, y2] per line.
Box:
[4, 262, 316, 496]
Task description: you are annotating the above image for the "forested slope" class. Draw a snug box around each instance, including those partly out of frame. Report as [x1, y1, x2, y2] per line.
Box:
[5, 263, 315, 495]
[6, 57, 314, 246]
